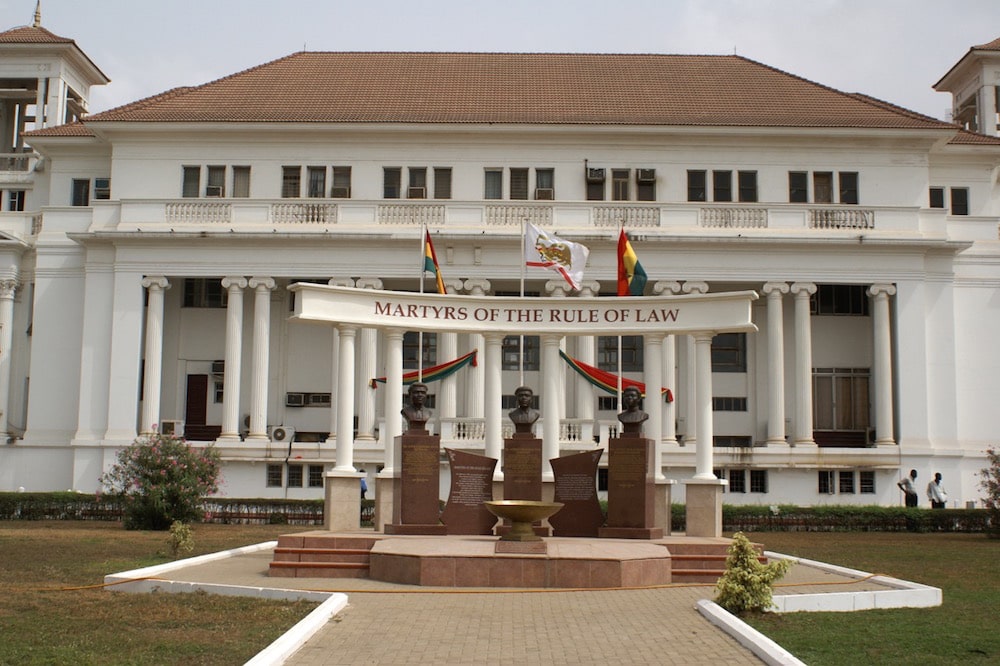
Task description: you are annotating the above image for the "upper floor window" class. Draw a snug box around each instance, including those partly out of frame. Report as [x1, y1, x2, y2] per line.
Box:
[929, 186, 945, 209]
[586, 167, 606, 201]
[206, 166, 226, 197]
[484, 169, 503, 200]
[839, 171, 859, 204]
[71, 179, 90, 206]
[711, 332, 746, 373]
[94, 178, 111, 200]
[402, 331, 437, 369]
[611, 169, 630, 201]
[182, 166, 200, 198]
[687, 170, 707, 202]
[597, 335, 644, 372]
[811, 284, 869, 316]
[950, 187, 969, 215]
[331, 166, 351, 198]
[789, 171, 859, 204]
[535, 168, 554, 200]
[502, 335, 540, 371]
[510, 168, 529, 200]
[232, 166, 251, 198]
[712, 170, 732, 202]
[6, 190, 26, 211]
[636, 169, 656, 201]
[433, 167, 451, 199]
[408, 167, 427, 199]
[738, 171, 758, 202]
[281, 166, 301, 198]
[384, 167, 402, 199]
[183, 278, 227, 308]
[307, 166, 326, 198]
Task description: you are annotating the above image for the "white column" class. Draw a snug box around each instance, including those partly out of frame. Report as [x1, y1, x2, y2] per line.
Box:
[103, 271, 145, 442]
[354, 278, 383, 441]
[545, 280, 570, 423]
[644, 332, 665, 480]
[654, 281, 682, 446]
[694, 332, 716, 479]
[0, 280, 17, 437]
[218, 276, 247, 442]
[139, 276, 170, 435]
[74, 253, 114, 443]
[541, 333, 562, 481]
[438, 279, 463, 419]
[382, 328, 405, 473]
[246, 277, 275, 442]
[682, 281, 708, 445]
[869, 283, 897, 445]
[335, 324, 358, 471]
[790, 282, 817, 446]
[34, 77, 46, 130]
[325, 278, 355, 445]
[574, 281, 600, 424]
[484, 332, 503, 476]
[463, 279, 490, 418]
[763, 282, 789, 445]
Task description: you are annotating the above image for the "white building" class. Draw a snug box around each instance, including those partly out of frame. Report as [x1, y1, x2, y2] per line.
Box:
[1, 16, 999, 508]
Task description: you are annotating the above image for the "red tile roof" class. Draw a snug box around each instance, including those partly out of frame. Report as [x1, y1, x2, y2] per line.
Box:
[974, 37, 1000, 51]
[0, 25, 74, 43]
[81, 51, 957, 130]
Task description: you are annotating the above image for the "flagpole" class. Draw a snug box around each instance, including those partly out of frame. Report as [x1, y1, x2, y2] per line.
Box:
[418, 224, 425, 382]
[519, 218, 526, 387]
[617, 221, 623, 410]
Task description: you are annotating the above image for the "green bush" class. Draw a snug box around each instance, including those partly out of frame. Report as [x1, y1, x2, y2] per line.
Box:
[714, 531, 793, 615]
[100, 433, 221, 530]
[980, 447, 1000, 537]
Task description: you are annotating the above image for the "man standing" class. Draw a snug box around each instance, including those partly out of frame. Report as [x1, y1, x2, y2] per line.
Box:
[927, 472, 948, 509]
[897, 469, 919, 507]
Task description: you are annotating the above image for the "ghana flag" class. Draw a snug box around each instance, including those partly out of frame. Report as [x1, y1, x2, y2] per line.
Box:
[617, 229, 648, 296]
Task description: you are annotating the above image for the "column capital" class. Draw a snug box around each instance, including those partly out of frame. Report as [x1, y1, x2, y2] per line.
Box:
[682, 281, 708, 295]
[545, 279, 571, 297]
[762, 281, 789, 296]
[463, 278, 491, 295]
[141, 275, 170, 291]
[483, 330, 505, 344]
[221, 276, 247, 290]
[443, 279, 464, 295]
[653, 280, 682, 295]
[356, 277, 383, 290]
[0, 279, 17, 299]
[248, 276, 275, 291]
[867, 283, 896, 298]
[576, 280, 601, 298]
[328, 277, 355, 288]
[790, 282, 817, 297]
[337, 323, 359, 336]
[693, 331, 715, 344]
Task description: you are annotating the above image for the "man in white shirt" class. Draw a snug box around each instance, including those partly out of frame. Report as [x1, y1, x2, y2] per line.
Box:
[897, 469, 919, 507]
[927, 472, 948, 509]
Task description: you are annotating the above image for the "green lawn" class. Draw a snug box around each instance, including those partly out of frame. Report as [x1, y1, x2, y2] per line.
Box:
[745, 531, 1000, 665]
[0, 521, 317, 666]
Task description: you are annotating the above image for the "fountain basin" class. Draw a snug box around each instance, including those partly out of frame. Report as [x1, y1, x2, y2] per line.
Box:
[484, 500, 564, 542]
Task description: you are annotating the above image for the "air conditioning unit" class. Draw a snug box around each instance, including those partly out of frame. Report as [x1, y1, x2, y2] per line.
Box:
[94, 178, 111, 200]
[636, 169, 656, 183]
[205, 185, 224, 197]
[534, 188, 554, 200]
[586, 168, 606, 182]
[211, 360, 225, 375]
[329, 186, 351, 198]
[285, 392, 306, 407]
[407, 186, 426, 199]
[269, 425, 296, 443]
[159, 420, 185, 436]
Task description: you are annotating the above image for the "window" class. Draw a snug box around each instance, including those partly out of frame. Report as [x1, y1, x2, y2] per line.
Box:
[687, 170, 707, 202]
[839, 171, 859, 204]
[951, 187, 969, 215]
[232, 166, 251, 198]
[402, 331, 437, 369]
[7, 190, 25, 211]
[929, 187, 945, 209]
[484, 169, 502, 199]
[714, 436, 753, 447]
[611, 169, 630, 201]
[813, 172, 833, 203]
[71, 179, 90, 206]
[750, 470, 769, 493]
[408, 167, 427, 199]
[214, 380, 224, 404]
[597, 335, 644, 371]
[738, 171, 758, 203]
[287, 464, 304, 488]
[205, 165, 225, 197]
[713, 397, 748, 412]
[818, 470, 835, 494]
[711, 333, 746, 373]
[384, 167, 402, 199]
[266, 464, 283, 487]
[811, 284, 870, 316]
[636, 169, 656, 201]
[510, 168, 529, 200]
[838, 471, 855, 494]
[788, 171, 808, 203]
[712, 170, 732, 202]
[502, 335, 540, 371]
[433, 167, 451, 199]
[729, 469, 746, 493]
[813, 368, 870, 433]
[182, 166, 200, 198]
[535, 168, 554, 200]
[183, 278, 227, 308]
[331, 166, 351, 197]
[93, 178, 111, 200]
[308, 465, 325, 488]
[859, 470, 876, 494]
[586, 167, 605, 201]
[281, 166, 301, 198]
[598, 396, 619, 411]
[307, 166, 326, 198]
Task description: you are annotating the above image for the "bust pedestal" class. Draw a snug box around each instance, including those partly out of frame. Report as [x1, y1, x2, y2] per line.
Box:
[599, 434, 663, 540]
[499, 433, 549, 537]
[384, 428, 447, 535]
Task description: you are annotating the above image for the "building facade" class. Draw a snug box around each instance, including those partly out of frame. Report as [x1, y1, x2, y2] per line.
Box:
[2, 19, 999, 507]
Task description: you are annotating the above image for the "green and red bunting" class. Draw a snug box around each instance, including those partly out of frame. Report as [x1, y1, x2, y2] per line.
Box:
[370, 350, 478, 389]
[560, 349, 673, 402]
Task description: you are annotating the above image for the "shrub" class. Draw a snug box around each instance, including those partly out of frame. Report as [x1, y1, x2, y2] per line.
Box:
[100, 433, 221, 530]
[168, 520, 195, 556]
[980, 447, 1000, 537]
[714, 531, 793, 616]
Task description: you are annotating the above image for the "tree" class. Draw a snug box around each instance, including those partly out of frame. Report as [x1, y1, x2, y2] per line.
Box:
[100, 433, 221, 530]
[714, 531, 793, 615]
[980, 447, 1000, 538]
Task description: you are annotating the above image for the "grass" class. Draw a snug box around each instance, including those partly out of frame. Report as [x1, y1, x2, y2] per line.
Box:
[0, 520, 318, 666]
[744, 531, 1000, 665]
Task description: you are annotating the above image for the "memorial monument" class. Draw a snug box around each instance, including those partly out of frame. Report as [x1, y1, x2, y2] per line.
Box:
[501, 386, 547, 537]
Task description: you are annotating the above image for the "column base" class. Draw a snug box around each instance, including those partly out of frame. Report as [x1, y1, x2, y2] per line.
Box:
[324, 470, 364, 532]
[654, 479, 675, 535]
[683, 478, 727, 538]
[374, 472, 396, 534]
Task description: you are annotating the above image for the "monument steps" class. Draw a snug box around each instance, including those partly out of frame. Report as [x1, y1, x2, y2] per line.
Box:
[268, 533, 382, 578]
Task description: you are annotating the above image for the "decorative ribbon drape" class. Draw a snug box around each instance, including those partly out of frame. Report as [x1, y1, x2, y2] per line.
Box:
[560, 350, 674, 402]
[370, 349, 478, 389]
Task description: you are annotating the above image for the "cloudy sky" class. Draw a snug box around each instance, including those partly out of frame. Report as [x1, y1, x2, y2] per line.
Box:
[7, 0, 1000, 120]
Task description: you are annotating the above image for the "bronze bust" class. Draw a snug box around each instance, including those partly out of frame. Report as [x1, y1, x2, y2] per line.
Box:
[401, 382, 431, 433]
[617, 386, 648, 436]
[508, 386, 540, 434]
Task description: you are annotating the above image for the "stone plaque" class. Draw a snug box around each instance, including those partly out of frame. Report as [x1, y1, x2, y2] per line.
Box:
[599, 436, 663, 539]
[549, 449, 604, 537]
[385, 433, 447, 535]
[441, 449, 498, 535]
[502, 435, 543, 501]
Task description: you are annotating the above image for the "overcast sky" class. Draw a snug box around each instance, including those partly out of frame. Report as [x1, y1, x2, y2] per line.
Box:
[6, 0, 1000, 120]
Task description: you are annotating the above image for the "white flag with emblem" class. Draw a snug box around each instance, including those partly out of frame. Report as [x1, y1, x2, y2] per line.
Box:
[523, 223, 590, 291]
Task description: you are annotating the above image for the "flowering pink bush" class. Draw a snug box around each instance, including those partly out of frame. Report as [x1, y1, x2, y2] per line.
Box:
[980, 447, 1000, 537]
[100, 432, 221, 530]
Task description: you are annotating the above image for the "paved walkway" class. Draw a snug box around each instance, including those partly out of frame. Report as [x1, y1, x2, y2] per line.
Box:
[157, 547, 898, 665]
